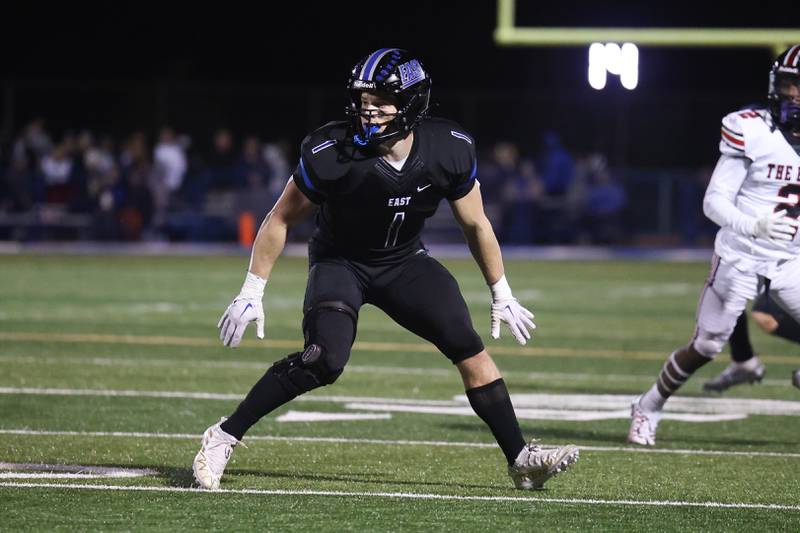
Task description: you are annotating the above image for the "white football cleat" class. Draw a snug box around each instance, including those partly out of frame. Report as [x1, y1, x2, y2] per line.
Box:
[507, 440, 579, 490]
[702, 358, 765, 393]
[627, 397, 662, 446]
[192, 417, 242, 490]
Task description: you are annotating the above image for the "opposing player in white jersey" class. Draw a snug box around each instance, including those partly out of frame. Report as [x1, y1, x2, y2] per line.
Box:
[702, 288, 800, 393]
[628, 44, 800, 446]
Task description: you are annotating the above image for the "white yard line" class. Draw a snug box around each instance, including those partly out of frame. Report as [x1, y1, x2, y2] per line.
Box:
[2, 386, 799, 417]
[0, 482, 797, 510]
[343, 403, 747, 422]
[492, 393, 800, 416]
[0, 463, 158, 479]
[0, 354, 794, 386]
[0, 473, 145, 479]
[1, 429, 799, 459]
[0, 462, 157, 475]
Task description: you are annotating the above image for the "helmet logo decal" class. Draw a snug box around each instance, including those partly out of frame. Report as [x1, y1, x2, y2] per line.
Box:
[399, 59, 425, 89]
[359, 48, 400, 81]
[352, 80, 377, 90]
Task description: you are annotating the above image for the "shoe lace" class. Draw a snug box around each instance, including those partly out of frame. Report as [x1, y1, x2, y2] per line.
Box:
[202, 430, 244, 475]
[518, 440, 551, 468]
[632, 410, 653, 435]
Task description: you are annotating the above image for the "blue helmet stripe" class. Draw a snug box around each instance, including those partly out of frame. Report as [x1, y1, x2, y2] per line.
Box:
[360, 48, 397, 80]
[299, 157, 319, 193]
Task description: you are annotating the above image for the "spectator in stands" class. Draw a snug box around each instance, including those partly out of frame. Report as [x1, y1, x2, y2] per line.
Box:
[262, 141, 291, 193]
[537, 130, 574, 198]
[1, 151, 35, 212]
[233, 136, 275, 246]
[68, 130, 93, 214]
[235, 136, 272, 190]
[207, 128, 239, 191]
[500, 157, 543, 244]
[16, 118, 53, 162]
[40, 142, 74, 205]
[85, 134, 121, 240]
[481, 141, 520, 229]
[150, 127, 188, 232]
[533, 130, 576, 243]
[118, 131, 154, 240]
[577, 153, 628, 244]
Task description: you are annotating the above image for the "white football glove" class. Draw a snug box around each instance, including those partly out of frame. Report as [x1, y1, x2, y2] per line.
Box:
[751, 209, 800, 242]
[489, 275, 536, 345]
[217, 271, 266, 348]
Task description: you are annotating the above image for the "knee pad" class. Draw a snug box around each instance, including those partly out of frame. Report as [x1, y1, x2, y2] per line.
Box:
[692, 330, 725, 358]
[302, 300, 358, 345]
[269, 344, 343, 396]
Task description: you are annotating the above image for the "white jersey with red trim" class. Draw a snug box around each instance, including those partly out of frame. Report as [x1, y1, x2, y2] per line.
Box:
[711, 107, 800, 271]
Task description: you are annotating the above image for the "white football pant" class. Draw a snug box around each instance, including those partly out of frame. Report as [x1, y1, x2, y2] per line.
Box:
[692, 255, 800, 357]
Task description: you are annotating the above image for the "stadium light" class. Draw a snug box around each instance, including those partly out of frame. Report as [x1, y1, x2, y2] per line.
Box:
[620, 43, 639, 90]
[588, 43, 607, 90]
[587, 42, 638, 90]
[604, 43, 622, 75]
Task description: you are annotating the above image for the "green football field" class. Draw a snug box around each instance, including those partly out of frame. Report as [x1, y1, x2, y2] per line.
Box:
[1, 253, 799, 531]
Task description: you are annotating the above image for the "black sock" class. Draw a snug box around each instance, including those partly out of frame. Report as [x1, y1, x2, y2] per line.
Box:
[466, 378, 526, 465]
[729, 313, 755, 363]
[220, 367, 297, 440]
[773, 314, 800, 344]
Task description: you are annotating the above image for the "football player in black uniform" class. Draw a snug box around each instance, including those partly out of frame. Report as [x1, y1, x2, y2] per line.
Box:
[193, 48, 579, 491]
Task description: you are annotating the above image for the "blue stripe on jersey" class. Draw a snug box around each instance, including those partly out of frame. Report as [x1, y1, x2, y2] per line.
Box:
[451, 160, 478, 197]
[299, 157, 319, 193]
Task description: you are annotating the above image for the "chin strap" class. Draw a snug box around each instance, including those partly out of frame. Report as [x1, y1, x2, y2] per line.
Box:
[354, 124, 381, 146]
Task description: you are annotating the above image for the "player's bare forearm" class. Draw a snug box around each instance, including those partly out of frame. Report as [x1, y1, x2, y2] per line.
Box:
[450, 186, 504, 285]
[247, 212, 289, 279]
[461, 218, 505, 285]
[247, 179, 316, 279]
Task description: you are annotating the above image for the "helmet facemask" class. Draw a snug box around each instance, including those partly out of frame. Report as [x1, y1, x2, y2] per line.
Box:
[348, 91, 402, 146]
[345, 49, 432, 147]
[770, 73, 800, 134]
[768, 45, 800, 134]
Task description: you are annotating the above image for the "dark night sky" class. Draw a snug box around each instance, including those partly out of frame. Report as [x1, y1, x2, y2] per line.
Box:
[4, 1, 800, 166]
[6, 1, 799, 88]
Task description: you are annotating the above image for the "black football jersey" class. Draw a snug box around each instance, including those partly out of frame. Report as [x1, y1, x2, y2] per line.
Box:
[292, 117, 477, 263]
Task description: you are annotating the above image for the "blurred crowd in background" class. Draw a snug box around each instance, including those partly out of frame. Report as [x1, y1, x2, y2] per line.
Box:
[0, 118, 719, 247]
